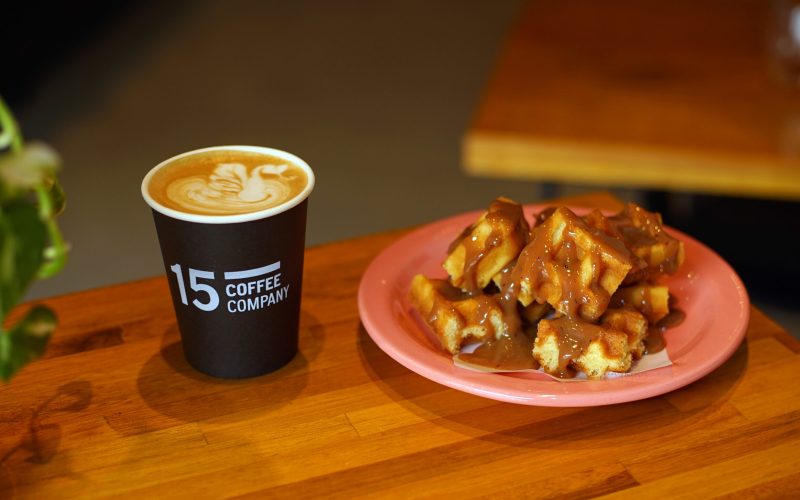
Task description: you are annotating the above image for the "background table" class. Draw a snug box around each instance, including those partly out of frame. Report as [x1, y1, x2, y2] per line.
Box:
[2, 193, 799, 497]
[464, 0, 800, 200]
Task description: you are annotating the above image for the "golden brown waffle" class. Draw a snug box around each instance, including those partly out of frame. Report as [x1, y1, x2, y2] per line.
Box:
[533, 317, 632, 379]
[409, 274, 511, 354]
[601, 308, 649, 359]
[410, 198, 684, 380]
[584, 204, 684, 283]
[512, 207, 634, 322]
[609, 285, 670, 324]
[443, 197, 529, 293]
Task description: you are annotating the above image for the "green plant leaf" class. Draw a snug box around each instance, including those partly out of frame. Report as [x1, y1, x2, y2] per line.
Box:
[0, 96, 66, 383]
[0, 143, 60, 202]
[0, 305, 56, 381]
[0, 201, 47, 316]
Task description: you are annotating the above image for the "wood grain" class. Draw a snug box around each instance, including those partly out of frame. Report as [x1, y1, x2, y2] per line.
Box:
[1, 192, 798, 498]
[464, 0, 800, 199]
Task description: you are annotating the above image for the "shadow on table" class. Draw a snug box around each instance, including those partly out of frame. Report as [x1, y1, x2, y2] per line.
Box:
[357, 323, 748, 451]
[94, 311, 327, 495]
[132, 310, 325, 426]
[0, 381, 93, 496]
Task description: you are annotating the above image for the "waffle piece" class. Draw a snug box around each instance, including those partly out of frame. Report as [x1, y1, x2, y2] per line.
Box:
[585, 204, 684, 283]
[512, 207, 634, 322]
[444, 197, 530, 293]
[610, 285, 670, 324]
[583, 208, 646, 279]
[533, 317, 632, 379]
[410, 274, 512, 354]
[601, 308, 649, 359]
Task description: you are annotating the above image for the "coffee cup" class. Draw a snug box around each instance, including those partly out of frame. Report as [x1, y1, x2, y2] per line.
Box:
[142, 146, 314, 378]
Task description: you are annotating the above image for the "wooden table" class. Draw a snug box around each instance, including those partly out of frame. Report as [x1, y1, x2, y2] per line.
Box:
[2, 193, 800, 498]
[464, 0, 800, 200]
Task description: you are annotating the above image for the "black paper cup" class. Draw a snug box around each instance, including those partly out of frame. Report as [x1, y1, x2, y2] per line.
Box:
[141, 146, 315, 378]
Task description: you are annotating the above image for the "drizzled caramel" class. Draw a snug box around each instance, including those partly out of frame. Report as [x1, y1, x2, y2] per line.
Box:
[544, 318, 611, 378]
[645, 308, 686, 354]
[507, 207, 633, 321]
[459, 330, 538, 370]
[416, 200, 685, 378]
[419, 278, 535, 369]
[449, 198, 530, 294]
[424, 279, 469, 325]
[597, 203, 684, 281]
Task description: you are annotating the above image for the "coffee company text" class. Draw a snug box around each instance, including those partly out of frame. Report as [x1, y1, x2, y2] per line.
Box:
[169, 261, 289, 313]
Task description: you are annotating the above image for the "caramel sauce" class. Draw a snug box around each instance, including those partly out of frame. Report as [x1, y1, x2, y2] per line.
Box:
[445, 199, 538, 370]
[644, 328, 666, 354]
[645, 309, 685, 354]
[534, 206, 557, 225]
[505, 208, 632, 321]
[424, 278, 537, 370]
[459, 330, 538, 370]
[447, 224, 475, 254]
[609, 287, 655, 319]
[547, 318, 610, 378]
[453, 198, 530, 295]
[608, 203, 683, 278]
[434, 202, 684, 377]
[425, 279, 469, 327]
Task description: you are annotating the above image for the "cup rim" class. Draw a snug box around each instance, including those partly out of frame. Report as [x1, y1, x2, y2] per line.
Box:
[141, 145, 315, 224]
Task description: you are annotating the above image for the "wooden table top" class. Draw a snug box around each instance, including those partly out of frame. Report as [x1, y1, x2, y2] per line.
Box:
[464, 0, 800, 200]
[2, 193, 799, 498]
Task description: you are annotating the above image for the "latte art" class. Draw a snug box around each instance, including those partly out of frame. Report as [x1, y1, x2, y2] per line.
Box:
[146, 149, 309, 217]
[168, 163, 295, 214]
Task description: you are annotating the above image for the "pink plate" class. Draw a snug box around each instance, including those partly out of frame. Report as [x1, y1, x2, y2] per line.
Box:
[357, 205, 750, 406]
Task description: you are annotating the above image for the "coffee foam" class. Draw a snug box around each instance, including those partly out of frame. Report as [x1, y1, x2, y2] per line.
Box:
[166, 162, 299, 215]
[147, 150, 308, 217]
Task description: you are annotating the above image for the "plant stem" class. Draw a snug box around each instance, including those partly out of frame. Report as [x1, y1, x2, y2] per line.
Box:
[34, 185, 68, 279]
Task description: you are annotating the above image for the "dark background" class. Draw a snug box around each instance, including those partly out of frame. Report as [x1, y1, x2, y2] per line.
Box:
[2, 0, 797, 335]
